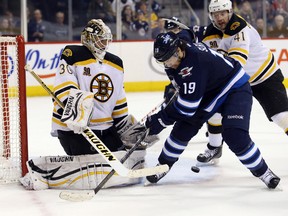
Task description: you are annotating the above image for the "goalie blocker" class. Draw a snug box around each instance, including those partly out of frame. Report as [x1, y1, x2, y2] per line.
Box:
[61, 88, 94, 134]
[20, 150, 146, 190]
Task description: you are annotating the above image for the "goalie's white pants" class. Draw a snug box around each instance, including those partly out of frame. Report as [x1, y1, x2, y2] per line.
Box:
[19, 150, 146, 190]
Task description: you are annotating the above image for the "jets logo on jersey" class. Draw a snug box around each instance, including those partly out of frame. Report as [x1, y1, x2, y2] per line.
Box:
[91, 73, 114, 102]
[163, 34, 172, 43]
[179, 67, 193, 78]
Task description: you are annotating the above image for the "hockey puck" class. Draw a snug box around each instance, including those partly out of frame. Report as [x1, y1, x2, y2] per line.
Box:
[191, 166, 200, 173]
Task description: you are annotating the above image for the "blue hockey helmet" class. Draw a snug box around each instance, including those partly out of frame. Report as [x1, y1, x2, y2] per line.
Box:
[153, 32, 180, 62]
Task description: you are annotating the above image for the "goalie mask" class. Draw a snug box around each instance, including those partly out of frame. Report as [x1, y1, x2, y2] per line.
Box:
[81, 19, 112, 61]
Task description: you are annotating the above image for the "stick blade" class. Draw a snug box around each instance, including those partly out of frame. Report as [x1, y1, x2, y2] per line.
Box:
[59, 191, 95, 202]
[127, 164, 169, 178]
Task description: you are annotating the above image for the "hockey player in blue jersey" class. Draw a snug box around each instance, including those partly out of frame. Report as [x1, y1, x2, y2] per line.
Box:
[162, 16, 198, 102]
[145, 32, 280, 189]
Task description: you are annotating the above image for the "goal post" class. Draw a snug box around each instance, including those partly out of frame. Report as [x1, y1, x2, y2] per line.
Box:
[0, 35, 28, 183]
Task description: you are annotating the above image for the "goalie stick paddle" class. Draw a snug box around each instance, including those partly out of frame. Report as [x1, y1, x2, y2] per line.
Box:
[59, 89, 179, 201]
[25, 65, 169, 178]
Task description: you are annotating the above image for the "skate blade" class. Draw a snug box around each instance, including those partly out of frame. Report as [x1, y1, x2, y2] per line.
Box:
[196, 158, 219, 167]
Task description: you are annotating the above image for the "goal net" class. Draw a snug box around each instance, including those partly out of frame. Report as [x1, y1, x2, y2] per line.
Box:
[0, 35, 28, 184]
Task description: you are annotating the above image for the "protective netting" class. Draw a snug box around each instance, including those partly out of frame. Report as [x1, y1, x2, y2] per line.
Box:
[0, 36, 27, 183]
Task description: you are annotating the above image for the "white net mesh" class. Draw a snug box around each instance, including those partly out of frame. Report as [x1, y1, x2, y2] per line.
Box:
[0, 36, 26, 183]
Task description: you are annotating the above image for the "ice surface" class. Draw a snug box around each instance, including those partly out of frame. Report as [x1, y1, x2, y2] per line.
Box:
[1, 92, 288, 216]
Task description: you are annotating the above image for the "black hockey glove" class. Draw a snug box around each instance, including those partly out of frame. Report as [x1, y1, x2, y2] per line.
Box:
[163, 83, 176, 104]
[145, 110, 174, 135]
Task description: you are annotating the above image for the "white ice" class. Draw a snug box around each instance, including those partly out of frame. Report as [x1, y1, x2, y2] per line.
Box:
[1, 92, 288, 216]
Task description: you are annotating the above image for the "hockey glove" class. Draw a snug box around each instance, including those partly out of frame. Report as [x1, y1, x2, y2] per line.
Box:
[115, 115, 159, 149]
[61, 89, 94, 134]
[145, 110, 175, 135]
[164, 83, 176, 104]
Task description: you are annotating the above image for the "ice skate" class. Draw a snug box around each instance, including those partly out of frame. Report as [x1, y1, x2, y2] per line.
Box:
[196, 143, 222, 167]
[259, 168, 280, 189]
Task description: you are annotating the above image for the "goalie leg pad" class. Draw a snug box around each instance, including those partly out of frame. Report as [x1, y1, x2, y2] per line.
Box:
[19, 151, 146, 190]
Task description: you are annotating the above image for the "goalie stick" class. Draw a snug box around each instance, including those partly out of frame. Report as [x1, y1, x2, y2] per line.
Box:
[59, 130, 148, 202]
[25, 65, 169, 179]
[59, 88, 179, 201]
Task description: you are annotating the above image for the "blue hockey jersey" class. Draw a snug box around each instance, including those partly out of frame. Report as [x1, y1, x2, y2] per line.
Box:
[165, 42, 249, 121]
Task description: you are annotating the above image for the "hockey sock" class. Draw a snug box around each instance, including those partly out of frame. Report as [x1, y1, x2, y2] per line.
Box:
[208, 133, 223, 147]
[236, 142, 268, 177]
[207, 114, 223, 147]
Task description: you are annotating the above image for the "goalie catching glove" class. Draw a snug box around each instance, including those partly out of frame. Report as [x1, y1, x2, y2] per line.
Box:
[116, 114, 159, 149]
[61, 89, 94, 134]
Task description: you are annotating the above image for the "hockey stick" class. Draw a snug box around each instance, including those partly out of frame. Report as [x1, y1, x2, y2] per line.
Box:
[59, 91, 179, 201]
[161, 18, 190, 30]
[25, 65, 169, 178]
[59, 131, 148, 202]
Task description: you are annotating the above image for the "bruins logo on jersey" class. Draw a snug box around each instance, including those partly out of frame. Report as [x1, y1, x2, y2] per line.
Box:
[230, 22, 240, 31]
[91, 73, 113, 102]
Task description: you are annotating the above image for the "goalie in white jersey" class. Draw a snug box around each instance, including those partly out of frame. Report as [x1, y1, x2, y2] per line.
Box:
[51, 19, 128, 154]
[20, 19, 154, 190]
[196, 0, 288, 165]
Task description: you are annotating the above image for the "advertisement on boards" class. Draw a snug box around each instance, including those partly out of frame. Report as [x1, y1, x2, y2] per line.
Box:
[23, 39, 288, 96]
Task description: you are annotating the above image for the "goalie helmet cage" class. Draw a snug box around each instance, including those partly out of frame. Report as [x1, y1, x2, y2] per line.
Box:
[0, 35, 28, 184]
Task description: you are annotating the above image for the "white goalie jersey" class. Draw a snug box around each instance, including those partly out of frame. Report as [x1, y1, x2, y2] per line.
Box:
[52, 45, 129, 134]
[202, 14, 279, 86]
